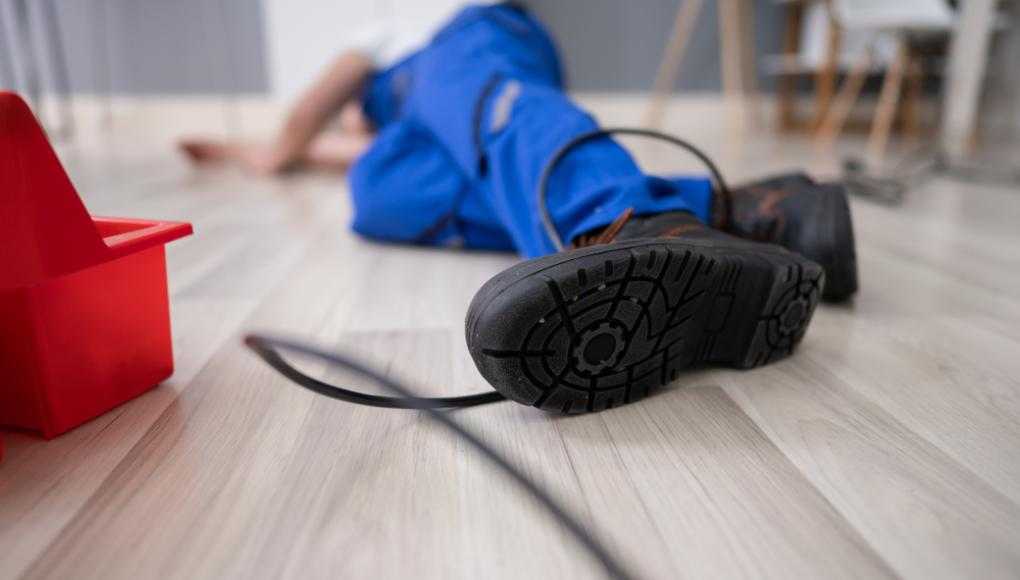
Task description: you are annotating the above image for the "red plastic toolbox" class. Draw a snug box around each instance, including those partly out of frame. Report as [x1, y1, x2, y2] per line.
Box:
[0, 92, 193, 439]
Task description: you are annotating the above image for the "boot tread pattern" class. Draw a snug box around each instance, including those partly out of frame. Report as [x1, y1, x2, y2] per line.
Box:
[472, 241, 822, 413]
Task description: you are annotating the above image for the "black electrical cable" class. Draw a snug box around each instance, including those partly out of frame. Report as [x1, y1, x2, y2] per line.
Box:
[243, 334, 637, 580]
[537, 127, 732, 251]
[246, 335, 505, 409]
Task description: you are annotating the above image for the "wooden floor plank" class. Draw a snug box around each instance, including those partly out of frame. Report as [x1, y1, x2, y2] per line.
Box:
[722, 355, 1020, 579]
[4, 99, 1020, 579]
[551, 384, 897, 579]
[19, 221, 892, 579]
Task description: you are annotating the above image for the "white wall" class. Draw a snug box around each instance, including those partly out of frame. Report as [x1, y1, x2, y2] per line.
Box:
[261, 0, 475, 101]
[0, 0, 267, 96]
[262, 0, 379, 101]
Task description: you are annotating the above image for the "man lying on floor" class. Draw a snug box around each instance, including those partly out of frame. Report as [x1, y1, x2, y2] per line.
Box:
[182, 2, 858, 414]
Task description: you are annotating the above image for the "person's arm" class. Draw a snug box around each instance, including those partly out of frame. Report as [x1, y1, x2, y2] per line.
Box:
[264, 51, 375, 172]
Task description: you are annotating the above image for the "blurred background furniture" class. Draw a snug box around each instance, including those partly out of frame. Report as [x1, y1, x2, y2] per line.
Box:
[767, 0, 1010, 162]
[814, 0, 954, 158]
[766, 0, 951, 150]
[645, 0, 760, 132]
[941, 0, 1000, 158]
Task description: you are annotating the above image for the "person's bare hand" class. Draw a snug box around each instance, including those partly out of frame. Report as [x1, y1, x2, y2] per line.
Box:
[178, 138, 294, 176]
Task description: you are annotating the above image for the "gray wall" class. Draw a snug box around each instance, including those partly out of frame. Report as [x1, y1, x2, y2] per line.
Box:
[527, 0, 784, 91]
[0, 0, 780, 96]
[0, 0, 267, 95]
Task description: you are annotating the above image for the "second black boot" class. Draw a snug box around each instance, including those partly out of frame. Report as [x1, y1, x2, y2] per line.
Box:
[717, 173, 858, 302]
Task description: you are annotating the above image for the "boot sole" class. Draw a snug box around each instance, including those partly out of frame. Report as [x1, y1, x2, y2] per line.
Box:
[466, 238, 824, 413]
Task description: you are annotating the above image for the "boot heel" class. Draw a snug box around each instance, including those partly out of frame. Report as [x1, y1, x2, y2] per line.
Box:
[734, 257, 824, 369]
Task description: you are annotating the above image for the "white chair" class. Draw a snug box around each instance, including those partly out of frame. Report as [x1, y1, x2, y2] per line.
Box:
[815, 0, 955, 157]
[831, 0, 952, 31]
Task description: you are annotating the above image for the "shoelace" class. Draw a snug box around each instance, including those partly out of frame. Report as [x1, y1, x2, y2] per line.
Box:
[244, 334, 637, 580]
[571, 207, 635, 248]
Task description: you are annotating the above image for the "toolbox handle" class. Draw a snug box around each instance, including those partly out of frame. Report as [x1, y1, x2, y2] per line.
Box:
[96, 217, 194, 260]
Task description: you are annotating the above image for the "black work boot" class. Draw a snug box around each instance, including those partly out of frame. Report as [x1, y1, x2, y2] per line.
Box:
[718, 173, 858, 302]
[466, 210, 823, 414]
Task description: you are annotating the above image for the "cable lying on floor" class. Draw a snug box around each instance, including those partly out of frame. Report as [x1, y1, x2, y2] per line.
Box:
[244, 334, 637, 580]
[247, 335, 504, 409]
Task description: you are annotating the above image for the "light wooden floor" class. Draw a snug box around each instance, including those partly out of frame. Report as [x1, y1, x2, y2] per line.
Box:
[2, 98, 1020, 580]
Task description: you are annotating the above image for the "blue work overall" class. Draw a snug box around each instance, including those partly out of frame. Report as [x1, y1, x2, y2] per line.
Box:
[351, 3, 714, 258]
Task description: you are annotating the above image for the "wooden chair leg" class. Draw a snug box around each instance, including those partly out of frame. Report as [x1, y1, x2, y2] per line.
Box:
[815, 46, 872, 148]
[899, 50, 924, 141]
[868, 38, 909, 161]
[737, 0, 762, 130]
[719, 0, 746, 135]
[777, 4, 803, 132]
[812, 11, 842, 130]
[719, 0, 744, 97]
[644, 0, 706, 129]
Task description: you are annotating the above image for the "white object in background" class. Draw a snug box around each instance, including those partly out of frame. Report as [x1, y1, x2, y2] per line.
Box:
[798, 0, 953, 72]
[351, 1, 498, 69]
[798, 2, 899, 70]
[941, 0, 998, 158]
[262, 0, 376, 101]
[830, 0, 954, 32]
[262, 0, 485, 101]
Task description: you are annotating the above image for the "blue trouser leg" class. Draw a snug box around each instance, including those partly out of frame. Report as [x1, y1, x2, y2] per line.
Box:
[477, 80, 714, 257]
[349, 118, 516, 251]
[351, 4, 714, 258]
